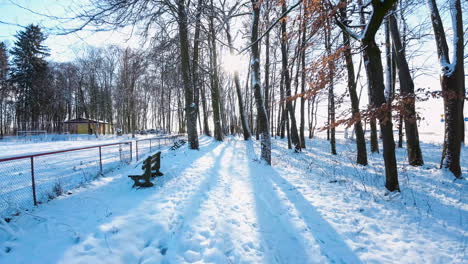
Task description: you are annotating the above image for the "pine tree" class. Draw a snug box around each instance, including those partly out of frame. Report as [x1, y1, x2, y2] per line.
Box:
[10, 24, 50, 130]
[0, 42, 9, 138]
[0, 43, 7, 82]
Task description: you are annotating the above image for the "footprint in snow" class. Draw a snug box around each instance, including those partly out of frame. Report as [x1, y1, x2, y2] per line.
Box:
[143, 239, 153, 248]
[200, 230, 211, 239]
[81, 244, 94, 253]
[159, 246, 168, 255]
[183, 250, 202, 263]
[228, 219, 240, 227]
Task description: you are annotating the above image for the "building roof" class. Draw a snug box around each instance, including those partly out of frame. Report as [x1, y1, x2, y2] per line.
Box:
[63, 118, 109, 124]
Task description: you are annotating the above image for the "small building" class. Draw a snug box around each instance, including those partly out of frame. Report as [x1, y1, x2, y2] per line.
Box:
[63, 118, 112, 135]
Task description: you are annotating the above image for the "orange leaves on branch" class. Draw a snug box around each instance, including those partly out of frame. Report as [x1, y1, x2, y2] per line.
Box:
[424, 89, 467, 101]
[300, 46, 347, 100]
[319, 94, 428, 132]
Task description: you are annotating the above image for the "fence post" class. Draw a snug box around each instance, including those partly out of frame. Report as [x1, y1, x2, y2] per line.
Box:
[136, 140, 139, 161]
[130, 142, 133, 162]
[30, 157, 37, 206]
[119, 143, 122, 161]
[99, 146, 102, 173]
[158, 138, 161, 149]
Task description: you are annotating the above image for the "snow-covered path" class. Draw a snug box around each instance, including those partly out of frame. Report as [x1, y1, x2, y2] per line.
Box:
[0, 136, 466, 263]
[0, 138, 356, 263]
[158, 140, 359, 264]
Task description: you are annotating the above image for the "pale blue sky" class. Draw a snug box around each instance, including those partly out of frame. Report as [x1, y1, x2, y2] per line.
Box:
[0, 0, 141, 61]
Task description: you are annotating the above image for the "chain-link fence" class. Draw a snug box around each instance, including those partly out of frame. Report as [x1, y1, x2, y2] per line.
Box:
[0, 142, 132, 218]
[135, 135, 184, 161]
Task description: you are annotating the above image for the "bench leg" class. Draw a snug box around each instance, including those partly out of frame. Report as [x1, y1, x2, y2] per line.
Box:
[129, 175, 154, 188]
[139, 180, 154, 187]
[152, 171, 164, 177]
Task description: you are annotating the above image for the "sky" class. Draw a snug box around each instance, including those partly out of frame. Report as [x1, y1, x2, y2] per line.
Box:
[0, 0, 142, 62]
[0, 0, 466, 137]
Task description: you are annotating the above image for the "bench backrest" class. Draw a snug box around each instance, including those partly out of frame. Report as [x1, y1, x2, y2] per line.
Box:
[142, 151, 161, 169]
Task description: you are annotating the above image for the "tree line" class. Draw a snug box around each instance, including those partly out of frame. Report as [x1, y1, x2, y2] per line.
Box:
[0, 0, 465, 192]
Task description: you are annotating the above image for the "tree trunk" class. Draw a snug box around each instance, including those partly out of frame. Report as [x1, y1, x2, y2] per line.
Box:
[299, 13, 306, 149]
[325, 18, 336, 155]
[251, 0, 271, 164]
[340, 4, 367, 165]
[279, 73, 286, 138]
[208, 1, 223, 141]
[280, 1, 301, 152]
[308, 95, 316, 139]
[284, 114, 290, 149]
[352, 0, 399, 192]
[427, 0, 463, 178]
[200, 76, 211, 136]
[264, 1, 270, 118]
[389, 13, 424, 166]
[363, 39, 399, 192]
[357, 0, 379, 154]
[177, 0, 198, 149]
[225, 22, 251, 140]
[384, 18, 392, 103]
[192, 0, 203, 131]
[398, 114, 403, 148]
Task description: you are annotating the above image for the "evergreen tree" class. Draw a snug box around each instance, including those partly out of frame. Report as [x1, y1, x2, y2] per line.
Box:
[0, 42, 7, 93]
[0, 42, 9, 138]
[0, 42, 7, 82]
[10, 24, 50, 130]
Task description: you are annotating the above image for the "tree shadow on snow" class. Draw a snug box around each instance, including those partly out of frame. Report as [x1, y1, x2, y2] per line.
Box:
[245, 141, 362, 264]
[277, 138, 467, 236]
[160, 142, 230, 260]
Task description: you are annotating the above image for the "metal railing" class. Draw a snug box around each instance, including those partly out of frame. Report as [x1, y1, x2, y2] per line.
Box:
[0, 134, 186, 218]
[135, 135, 185, 161]
[0, 141, 132, 218]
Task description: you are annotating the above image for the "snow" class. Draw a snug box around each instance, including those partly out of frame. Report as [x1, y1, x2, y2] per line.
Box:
[0, 134, 150, 159]
[0, 135, 466, 263]
[0, 134, 176, 219]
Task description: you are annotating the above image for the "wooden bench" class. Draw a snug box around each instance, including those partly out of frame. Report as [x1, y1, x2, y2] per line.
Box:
[170, 139, 186, 150]
[128, 151, 164, 187]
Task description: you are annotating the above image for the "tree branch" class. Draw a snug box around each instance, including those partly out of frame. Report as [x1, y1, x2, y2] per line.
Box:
[238, 0, 302, 54]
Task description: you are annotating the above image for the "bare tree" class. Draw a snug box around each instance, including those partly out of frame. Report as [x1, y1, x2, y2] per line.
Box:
[388, 12, 424, 166]
[280, 0, 301, 152]
[251, 0, 271, 164]
[339, 2, 367, 165]
[338, 0, 400, 192]
[427, 0, 465, 178]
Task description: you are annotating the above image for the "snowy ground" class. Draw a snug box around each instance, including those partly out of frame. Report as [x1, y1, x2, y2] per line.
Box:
[0, 134, 155, 159]
[0, 134, 176, 218]
[0, 136, 466, 263]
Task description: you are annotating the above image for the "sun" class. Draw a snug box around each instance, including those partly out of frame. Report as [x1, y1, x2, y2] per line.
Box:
[221, 52, 245, 75]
